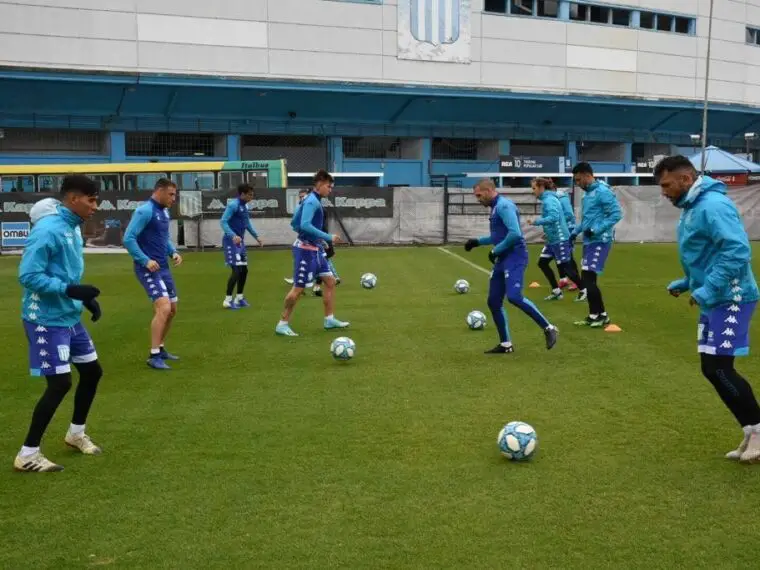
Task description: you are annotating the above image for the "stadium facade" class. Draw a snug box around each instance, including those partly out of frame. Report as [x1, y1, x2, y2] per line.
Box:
[0, 0, 758, 188]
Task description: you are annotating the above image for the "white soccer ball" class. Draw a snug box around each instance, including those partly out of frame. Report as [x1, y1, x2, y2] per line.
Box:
[330, 337, 356, 361]
[454, 279, 470, 294]
[497, 421, 538, 461]
[466, 310, 487, 330]
[360, 273, 377, 289]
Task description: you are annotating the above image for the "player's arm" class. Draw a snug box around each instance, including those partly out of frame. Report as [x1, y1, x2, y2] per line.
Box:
[693, 201, 750, 306]
[667, 276, 690, 296]
[562, 197, 576, 230]
[220, 202, 237, 239]
[123, 207, 152, 266]
[533, 199, 559, 226]
[593, 189, 622, 234]
[492, 203, 521, 256]
[300, 199, 333, 242]
[18, 231, 67, 295]
[246, 218, 259, 240]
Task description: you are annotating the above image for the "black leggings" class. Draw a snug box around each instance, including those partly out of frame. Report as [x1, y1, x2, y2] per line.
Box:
[23, 361, 103, 447]
[226, 266, 249, 296]
[701, 354, 760, 427]
[582, 270, 605, 315]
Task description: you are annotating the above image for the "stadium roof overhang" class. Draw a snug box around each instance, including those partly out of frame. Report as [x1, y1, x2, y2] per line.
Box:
[0, 68, 758, 144]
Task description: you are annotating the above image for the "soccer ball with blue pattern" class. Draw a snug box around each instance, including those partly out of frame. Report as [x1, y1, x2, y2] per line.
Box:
[454, 279, 470, 294]
[498, 421, 538, 461]
[330, 337, 356, 361]
[360, 273, 377, 289]
[466, 310, 487, 330]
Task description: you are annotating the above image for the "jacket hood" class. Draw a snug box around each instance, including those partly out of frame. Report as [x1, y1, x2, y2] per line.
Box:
[677, 176, 727, 209]
[30, 198, 61, 224]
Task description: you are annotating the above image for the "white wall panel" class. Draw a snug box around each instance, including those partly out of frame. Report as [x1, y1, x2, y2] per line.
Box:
[0, 0, 758, 108]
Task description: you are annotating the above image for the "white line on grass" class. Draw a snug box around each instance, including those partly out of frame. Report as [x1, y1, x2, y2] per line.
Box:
[436, 247, 490, 276]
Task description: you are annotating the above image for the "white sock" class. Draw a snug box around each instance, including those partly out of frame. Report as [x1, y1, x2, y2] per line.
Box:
[277, 320, 288, 327]
[150, 348, 160, 355]
[69, 423, 85, 436]
[19, 446, 39, 457]
[601, 312, 608, 317]
[235, 294, 244, 301]
[225, 295, 232, 303]
[589, 314, 599, 319]
[325, 314, 334, 320]
[500, 341, 513, 348]
[552, 288, 561, 295]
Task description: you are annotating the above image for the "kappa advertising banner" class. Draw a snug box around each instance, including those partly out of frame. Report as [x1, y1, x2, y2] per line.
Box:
[0, 191, 179, 249]
[193, 187, 394, 219]
[499, 155, 570, 174]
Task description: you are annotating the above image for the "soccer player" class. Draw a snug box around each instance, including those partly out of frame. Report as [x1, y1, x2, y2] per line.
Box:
[656, 155, 760, 462]
[570, 162, 622, 328]
[530, 178, 584, 301]
[555, 187, 582, 296]
[15, 175, 103, 472]
[220, 183, 263, 309]
[123, 178, 183, 370]
[464, 179, 558, 354]
[276, 169, 349, 336]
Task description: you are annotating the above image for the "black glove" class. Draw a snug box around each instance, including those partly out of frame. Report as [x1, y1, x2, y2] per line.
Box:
[83, 298, 101, 322]
[65, 284, 100, 302]
[488, 250, 498, 264]
[583, 228, 595, 238]
[464, 239, 479, 252]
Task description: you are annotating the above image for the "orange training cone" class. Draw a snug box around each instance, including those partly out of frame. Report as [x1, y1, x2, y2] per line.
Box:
[605, 324, 622, 332]
[529, 281, 541, 289]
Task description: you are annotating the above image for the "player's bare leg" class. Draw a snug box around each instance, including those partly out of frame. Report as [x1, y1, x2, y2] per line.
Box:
[321, 275, 349, 330]
[147, 298, 173, 369]
[276, 287, 303, 336]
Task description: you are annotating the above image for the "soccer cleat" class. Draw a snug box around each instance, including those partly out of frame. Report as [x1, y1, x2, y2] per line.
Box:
[575, 290, 588, 302]
[275, 323, 299, 337]
[13, 451, 64, 473]
[235, 298, 250, 308]
[283, 277, 294, 285]
[147, 356, 171, 370]
[544, 291, 563, 301]
[159, 348, 180, 361]
[485, 344, 514, 354]
[223, 299, 238, 310]
[324, 317, 350, 330]
[544, 325, 559, 350]
[590, 316, 611, 329]
[574, 317, 594, 327]
[65, 432, 102, 455]
[313, 286, 323, 297]
[726, 430, 751, 461]
[740, 432, 760, 463]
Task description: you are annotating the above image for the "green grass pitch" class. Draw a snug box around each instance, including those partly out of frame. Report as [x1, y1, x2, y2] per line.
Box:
[1, 243, 759, 569]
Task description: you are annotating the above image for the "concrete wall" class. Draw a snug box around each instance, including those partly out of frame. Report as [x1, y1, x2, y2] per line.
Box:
[0, 0, 756, 106]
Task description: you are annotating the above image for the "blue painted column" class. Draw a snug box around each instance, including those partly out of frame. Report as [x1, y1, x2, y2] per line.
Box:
[227, 134, 240, 160]
[623, 142, 633, 172]
[328, 136, 343, 172]
[110, 132, 126, 162]
[421, 137, 432, 187]
[566, 140, 578, 165]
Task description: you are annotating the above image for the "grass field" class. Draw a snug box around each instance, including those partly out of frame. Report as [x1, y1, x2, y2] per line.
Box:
[1, 243, 760, 569]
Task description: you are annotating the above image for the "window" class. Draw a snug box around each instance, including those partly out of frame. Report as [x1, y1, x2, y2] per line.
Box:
[589, 5, 609, 23]
[0, 128, 106, 155]
[639, 11, 655, 29]
[125, 133, 223, 157]
[484, 0, 507, 14]
[171, 172, 216, 191]
[748, 27, 760, 46]
[570, 3, 588, 21]
[674, 16, 690, 34]
[124, 173, 168, 192]
[343, 137, 421, 159]
[1, 176, 34, 193]
[537, 0, 558, 17]
[611, 9, 630, 26]
[510, 0, 533, 16]
[219, 171, 244, 190]
[657, 14, 673, 32]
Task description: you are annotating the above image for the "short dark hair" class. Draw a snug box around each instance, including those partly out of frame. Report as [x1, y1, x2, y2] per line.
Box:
[154, 177, 177, 191]
[572, 162, 594, 176]
[237, 183, 254, 196]
[532, 177, 556, 190]
[313, 169, 334, 184]
[60, 174, 99, 197]
[653, 155, 697, 181]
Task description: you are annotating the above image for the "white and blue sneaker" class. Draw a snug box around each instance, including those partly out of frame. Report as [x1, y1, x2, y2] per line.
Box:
[235, 296, 250, 308]
[275, 323, 298, 337]
[147, 355, 171, 370]
[324, 316, 350, 330]
[223, 298, 238, 310]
